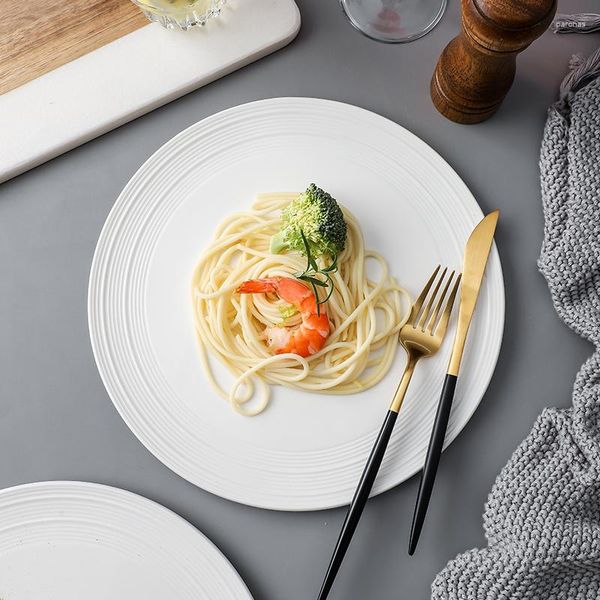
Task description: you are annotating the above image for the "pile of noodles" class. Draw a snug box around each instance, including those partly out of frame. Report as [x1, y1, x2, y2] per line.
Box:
[191, 193, 410, 416]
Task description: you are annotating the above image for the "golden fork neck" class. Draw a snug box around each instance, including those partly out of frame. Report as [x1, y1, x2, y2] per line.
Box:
[390, 356, 419, 413]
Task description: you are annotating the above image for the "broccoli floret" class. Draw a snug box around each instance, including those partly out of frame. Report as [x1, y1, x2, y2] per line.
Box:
[270, 184, 347, 257]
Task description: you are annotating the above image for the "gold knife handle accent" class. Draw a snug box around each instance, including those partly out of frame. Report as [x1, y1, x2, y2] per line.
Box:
[447, 310, 472, 376]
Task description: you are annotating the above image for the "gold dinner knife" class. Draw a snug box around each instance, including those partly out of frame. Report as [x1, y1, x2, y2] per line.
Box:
[408, 209, 500, 555]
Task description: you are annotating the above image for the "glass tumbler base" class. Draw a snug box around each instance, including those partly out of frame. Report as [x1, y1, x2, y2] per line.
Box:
[139, 0, 225, 30]
[340, 0, 447, 43]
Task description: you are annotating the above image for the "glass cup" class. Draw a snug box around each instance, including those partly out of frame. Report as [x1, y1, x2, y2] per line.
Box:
[131, 0, 226, 30]
[340, 0, 447, 43]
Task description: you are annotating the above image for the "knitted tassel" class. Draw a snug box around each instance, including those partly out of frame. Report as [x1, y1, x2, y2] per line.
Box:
[553, 13, 600, 34]
[559, 47, 600, 100]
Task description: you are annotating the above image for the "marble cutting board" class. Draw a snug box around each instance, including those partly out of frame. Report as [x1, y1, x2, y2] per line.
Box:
[0, 0, 300, 183]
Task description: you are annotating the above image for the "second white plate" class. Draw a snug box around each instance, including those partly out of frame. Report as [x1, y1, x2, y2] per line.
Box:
[89, 98, 504, 511]
[0, 482, 252, 600]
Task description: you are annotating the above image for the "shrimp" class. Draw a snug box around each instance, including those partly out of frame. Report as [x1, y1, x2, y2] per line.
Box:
[236, 277, 330, 357]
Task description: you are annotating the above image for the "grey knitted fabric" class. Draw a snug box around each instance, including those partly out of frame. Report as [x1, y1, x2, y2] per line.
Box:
[432, 54, 600, 599]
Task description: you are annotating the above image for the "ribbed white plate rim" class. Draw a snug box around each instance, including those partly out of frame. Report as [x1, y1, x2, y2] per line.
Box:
[88, 98, 505, 511]
[0, 480, 253, 599]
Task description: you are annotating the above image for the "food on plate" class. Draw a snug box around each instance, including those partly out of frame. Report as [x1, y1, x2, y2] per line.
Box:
[191, 185, 410, 416]
[269, 183, 347, 258]
[237, 277, 330, 357]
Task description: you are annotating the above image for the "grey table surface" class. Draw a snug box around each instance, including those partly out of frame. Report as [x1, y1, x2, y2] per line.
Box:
[1, 1, 599, 599]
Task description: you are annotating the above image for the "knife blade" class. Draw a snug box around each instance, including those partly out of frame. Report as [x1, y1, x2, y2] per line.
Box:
[408, 209, 499, 555]
[448, 209, 500, 376]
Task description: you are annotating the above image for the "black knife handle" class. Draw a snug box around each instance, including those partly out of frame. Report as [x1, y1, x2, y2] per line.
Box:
[316, 409, 398, 600]
[408, 373, 458, 555]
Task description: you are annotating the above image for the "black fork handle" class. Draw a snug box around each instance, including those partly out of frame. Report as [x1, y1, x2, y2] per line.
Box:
[316, 409, 398, 600]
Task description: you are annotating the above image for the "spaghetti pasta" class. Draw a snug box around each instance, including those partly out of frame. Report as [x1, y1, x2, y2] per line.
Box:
[191, 192, 410, 416]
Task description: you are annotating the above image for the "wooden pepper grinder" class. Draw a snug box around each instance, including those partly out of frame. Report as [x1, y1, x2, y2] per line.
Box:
[431, 0, 557, 123]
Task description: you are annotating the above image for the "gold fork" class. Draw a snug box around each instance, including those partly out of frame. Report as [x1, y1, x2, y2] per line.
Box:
[316, 265, 461, 600]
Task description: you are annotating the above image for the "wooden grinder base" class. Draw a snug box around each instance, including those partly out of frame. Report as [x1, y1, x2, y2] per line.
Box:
[431, 0, 557, 124]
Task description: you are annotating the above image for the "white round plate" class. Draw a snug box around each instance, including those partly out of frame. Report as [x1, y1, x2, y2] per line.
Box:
[89, 98, 504, 511]
[0, 481, 252, 600]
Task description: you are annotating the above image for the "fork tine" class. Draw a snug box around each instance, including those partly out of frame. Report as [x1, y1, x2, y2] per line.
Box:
[425, 270, 454, 333]
[418, 267, 447, 330]
[411, 265, 440, 323]
[433, 273, 461, 337]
